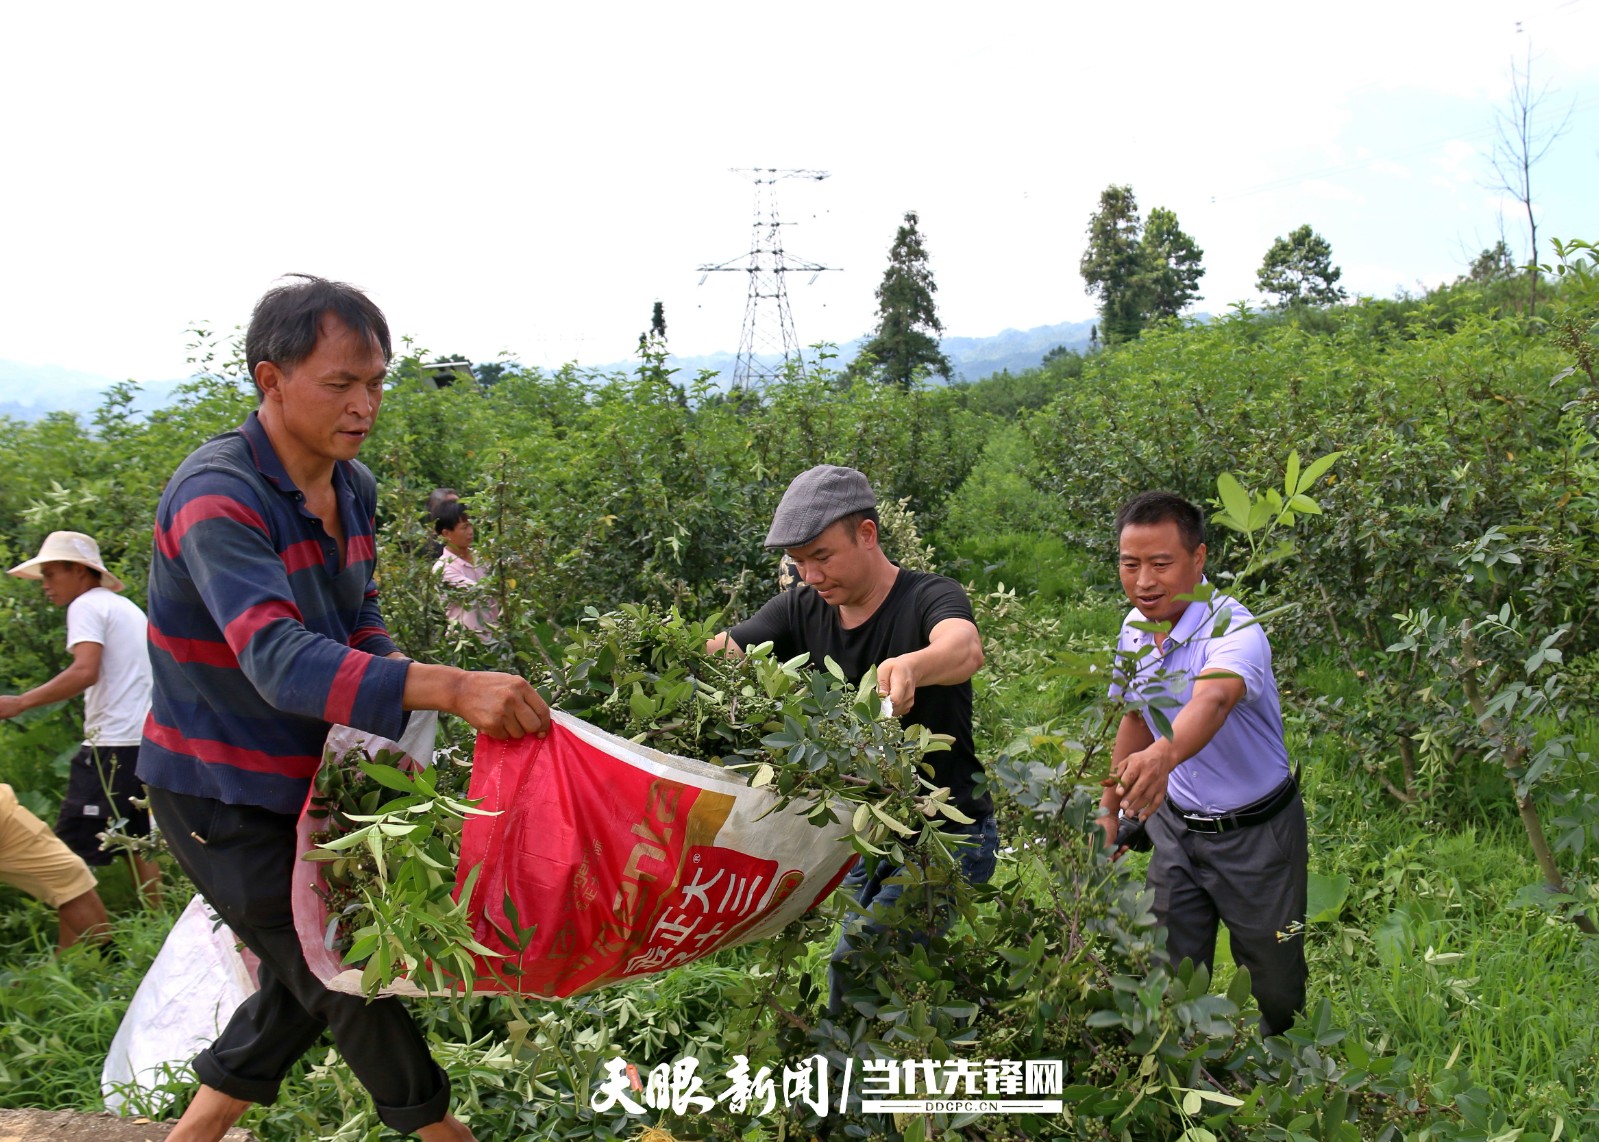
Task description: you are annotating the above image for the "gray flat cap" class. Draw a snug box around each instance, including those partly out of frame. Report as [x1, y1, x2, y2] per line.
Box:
[764, 465, 877, 548]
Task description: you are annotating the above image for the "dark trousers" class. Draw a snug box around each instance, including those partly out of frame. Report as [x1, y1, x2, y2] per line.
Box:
[827, 814, 999, 1016]
[148, 786, 450, 1136]
[1145, 790, 1308, 1036]
[56, 745, 151, 864]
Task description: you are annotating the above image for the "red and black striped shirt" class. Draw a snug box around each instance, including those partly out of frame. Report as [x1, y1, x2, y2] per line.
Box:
[138, 412, 409, 814]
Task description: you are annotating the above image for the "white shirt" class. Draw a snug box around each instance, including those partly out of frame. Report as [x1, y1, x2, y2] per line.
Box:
[66, 586, 153, 747]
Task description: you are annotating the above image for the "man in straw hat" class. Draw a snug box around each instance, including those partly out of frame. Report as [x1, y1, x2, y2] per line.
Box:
[706, 464, 998, 1019]
[140, 275, 548, 1142]
[2, 530, 161, 903]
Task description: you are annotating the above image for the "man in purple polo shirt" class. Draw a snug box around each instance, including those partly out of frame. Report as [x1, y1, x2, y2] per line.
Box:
[1095, 491, 1306, 1036]
[141, 276, 549, 1142]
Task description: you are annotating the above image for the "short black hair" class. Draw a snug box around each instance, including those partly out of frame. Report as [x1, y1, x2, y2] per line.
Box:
[833, 508, 880, 542]
[434, 501, 469, 533]
[426, 488, 460, 518]
[245, 274, 392, 385]
[1114, 491, 1204, 553]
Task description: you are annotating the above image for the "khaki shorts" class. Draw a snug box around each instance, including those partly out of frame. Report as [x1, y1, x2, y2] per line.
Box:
[0, 783, 98, 907]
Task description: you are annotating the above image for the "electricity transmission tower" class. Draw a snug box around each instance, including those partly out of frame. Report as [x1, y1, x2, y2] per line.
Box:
[698, 168, 838, 388]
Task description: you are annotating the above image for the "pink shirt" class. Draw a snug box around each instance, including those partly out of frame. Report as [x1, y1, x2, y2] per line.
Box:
[433, 549, 500, 635]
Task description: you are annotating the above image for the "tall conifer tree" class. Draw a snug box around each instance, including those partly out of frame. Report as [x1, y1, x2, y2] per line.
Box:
[1079, 185, 1149, 345]
[854, 211, 952, 387]
[1141, 207, 1206, 320]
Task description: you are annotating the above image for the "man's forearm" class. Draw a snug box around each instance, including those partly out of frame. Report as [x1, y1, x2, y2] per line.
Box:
[1164, 685, 1239, 768]
[8, 664, 97, 712]
[1122, 692, 1233, 782]
[1110, 711, 1154, 768]
[705, 632, 743, 658]
[403, 661, 551, 740]
[402, 662, 466, 714]
[896, 643, 977, 687]
[899, 620, 984, 687]
[1111, 678, 1243, 819]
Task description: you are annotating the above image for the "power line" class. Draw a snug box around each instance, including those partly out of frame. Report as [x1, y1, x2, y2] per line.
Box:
[697, 168, 840, 389]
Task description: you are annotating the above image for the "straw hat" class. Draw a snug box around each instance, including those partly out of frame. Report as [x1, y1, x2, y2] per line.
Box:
[7, 531, 125, 592]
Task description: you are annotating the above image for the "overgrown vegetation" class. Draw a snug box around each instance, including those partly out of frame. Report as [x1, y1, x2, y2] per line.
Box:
[1, 247, 1597, 1139]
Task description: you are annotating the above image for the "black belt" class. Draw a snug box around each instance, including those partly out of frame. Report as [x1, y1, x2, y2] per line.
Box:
[1167, 770, 1298, 834]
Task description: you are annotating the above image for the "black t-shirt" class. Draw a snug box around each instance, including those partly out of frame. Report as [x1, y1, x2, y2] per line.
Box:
[730, 568, 992, 817]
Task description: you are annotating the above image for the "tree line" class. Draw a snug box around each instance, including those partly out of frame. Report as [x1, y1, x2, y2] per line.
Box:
[835, 190, 1372, 381]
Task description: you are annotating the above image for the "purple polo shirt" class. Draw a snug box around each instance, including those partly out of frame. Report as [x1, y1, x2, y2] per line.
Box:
[1110, 585, 1290, 814]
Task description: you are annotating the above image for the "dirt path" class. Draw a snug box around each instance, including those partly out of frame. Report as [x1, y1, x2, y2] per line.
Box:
[0, 1108, 255, 1141]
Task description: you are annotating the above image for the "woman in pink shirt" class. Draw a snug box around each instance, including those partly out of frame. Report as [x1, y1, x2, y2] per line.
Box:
[432, 502, 500, 636]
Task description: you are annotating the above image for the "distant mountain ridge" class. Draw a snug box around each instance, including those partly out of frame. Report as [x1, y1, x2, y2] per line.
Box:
[937, 319, 1099, 379]
[626, 318, 1099, 387]
[0, 360, 188, 421]
[0, 318, 1100, 421]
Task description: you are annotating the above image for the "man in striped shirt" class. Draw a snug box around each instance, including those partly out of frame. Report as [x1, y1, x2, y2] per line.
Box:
[140, 276, 548, 1142]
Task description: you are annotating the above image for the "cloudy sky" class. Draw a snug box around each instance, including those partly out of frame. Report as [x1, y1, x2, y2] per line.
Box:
[2, 1, 1596, 386]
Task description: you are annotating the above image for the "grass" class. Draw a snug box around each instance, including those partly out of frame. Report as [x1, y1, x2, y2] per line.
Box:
[1297, 707, 1599, 1132]
[1314, 847, 1599, 1129]
[0, 895, 175, 1110]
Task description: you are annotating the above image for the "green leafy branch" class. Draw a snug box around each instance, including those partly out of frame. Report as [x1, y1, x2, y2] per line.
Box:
[305, 752, 502, 995]
[1212, 448, 1343, 585]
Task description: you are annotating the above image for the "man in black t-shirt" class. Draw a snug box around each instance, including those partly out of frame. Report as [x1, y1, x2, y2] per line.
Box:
[707, 465, 998, 1016]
